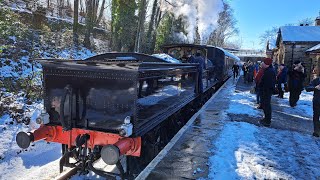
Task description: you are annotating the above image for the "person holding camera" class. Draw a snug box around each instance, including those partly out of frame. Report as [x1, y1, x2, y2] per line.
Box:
[288, 61, 306, 107]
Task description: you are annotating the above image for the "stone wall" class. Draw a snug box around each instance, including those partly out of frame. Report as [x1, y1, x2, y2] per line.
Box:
[308, 53, 320, 81]
[276, 42, 320, 84]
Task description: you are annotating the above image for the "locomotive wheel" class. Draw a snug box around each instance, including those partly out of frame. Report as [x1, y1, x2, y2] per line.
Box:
[143, 128, 162, 162]
[127, 126, 168, 177]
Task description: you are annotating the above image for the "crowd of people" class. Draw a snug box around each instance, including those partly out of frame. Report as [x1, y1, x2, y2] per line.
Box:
[238, 58, 319, 138]
[241, 61, 258, 83]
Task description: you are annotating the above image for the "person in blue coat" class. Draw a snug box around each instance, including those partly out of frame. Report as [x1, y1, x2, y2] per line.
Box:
[305, 75, 320, 137]
[276, 64, 288, 98]
[193, 51, 206, 92]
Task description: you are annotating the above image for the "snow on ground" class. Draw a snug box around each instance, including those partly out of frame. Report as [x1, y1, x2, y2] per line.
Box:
[0, 45, 96, 179]
[0, 56, 38, 78]
[56, 47, 96, 60]
[209, 82, 320, 179]
[276, 90, 313, 119]
[0, 99, 62, 180]
[209, 121, 320, 179]
[226, 91, 262, 117]
[0, 46, 96, 78]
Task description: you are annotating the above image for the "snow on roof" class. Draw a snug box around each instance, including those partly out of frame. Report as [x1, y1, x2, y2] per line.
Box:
[279, 26, 320, 42]
[216, 47, 241, 61]
[152, 53, 181, 63]
[306, 43, 320, 52]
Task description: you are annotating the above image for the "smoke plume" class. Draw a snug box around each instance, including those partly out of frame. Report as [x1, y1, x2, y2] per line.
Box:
[161, 0, 224, 44]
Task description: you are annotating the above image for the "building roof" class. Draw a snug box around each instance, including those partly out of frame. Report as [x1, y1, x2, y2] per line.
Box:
[276, 26, 320, 46]
[306, 43, 320, 53]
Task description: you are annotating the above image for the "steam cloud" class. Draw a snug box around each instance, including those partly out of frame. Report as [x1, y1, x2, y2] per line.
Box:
[161, 0, 224, 44]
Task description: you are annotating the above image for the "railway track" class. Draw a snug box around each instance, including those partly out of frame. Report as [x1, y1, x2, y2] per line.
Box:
[55, 167, 79, 180]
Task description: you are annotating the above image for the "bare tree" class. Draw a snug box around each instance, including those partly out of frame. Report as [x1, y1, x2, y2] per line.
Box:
[96, 0, 106, 25]
[144, 0, 158, 53]
[82, 0, 108, 48]
[73, 0, 79, 46]
[57, 0, 64, 17]
[134, 0, 147, 52]
[84, 0, 95, 48]
[298, 18, 314, 25]
[150, 5, 162, 51]
[208, 1, 238, 47]
[224, 40, 242, 49]
[259, 26, 278, 47]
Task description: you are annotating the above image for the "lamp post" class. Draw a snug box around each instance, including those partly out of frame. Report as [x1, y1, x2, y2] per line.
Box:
[291, 43, 295, 68]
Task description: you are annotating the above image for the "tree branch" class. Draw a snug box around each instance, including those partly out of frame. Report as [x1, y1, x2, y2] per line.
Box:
[163, 0, 176, 7]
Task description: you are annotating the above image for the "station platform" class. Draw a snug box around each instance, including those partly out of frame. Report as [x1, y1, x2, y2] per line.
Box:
[136, 76, 319, 179]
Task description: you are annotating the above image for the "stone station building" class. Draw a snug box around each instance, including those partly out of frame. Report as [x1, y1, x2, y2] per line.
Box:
[270, 16, 320, 83]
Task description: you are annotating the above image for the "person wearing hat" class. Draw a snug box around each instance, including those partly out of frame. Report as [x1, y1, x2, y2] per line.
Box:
[288, 60, 306, 107]
[258, 58, 276, 127]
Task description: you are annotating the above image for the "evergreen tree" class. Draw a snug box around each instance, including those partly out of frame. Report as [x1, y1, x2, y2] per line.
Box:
[155, 13, 173, 51]
[111, 0, 137, 52]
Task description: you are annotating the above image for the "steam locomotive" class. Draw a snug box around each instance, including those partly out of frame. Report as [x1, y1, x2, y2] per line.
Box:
[16, 44, 239, 179]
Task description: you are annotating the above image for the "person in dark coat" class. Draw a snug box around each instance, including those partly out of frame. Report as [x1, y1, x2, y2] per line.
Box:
[255, 66, 265, 108]
[273, 63, 278, 74]
[187, 55, 195, 63]
[242, 63, 247, 83]
[305, 75, 320, 137]
[276, 64, 288, 98]
[259, 58, 276, 127]
[247, 62, 255, 83]
[232, 62, 239, 78]
[288, 61, 306, 107]
[193, 51, 206, 92]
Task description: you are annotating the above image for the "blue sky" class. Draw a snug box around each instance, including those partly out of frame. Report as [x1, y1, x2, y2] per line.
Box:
[228, 0, 320, 50]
